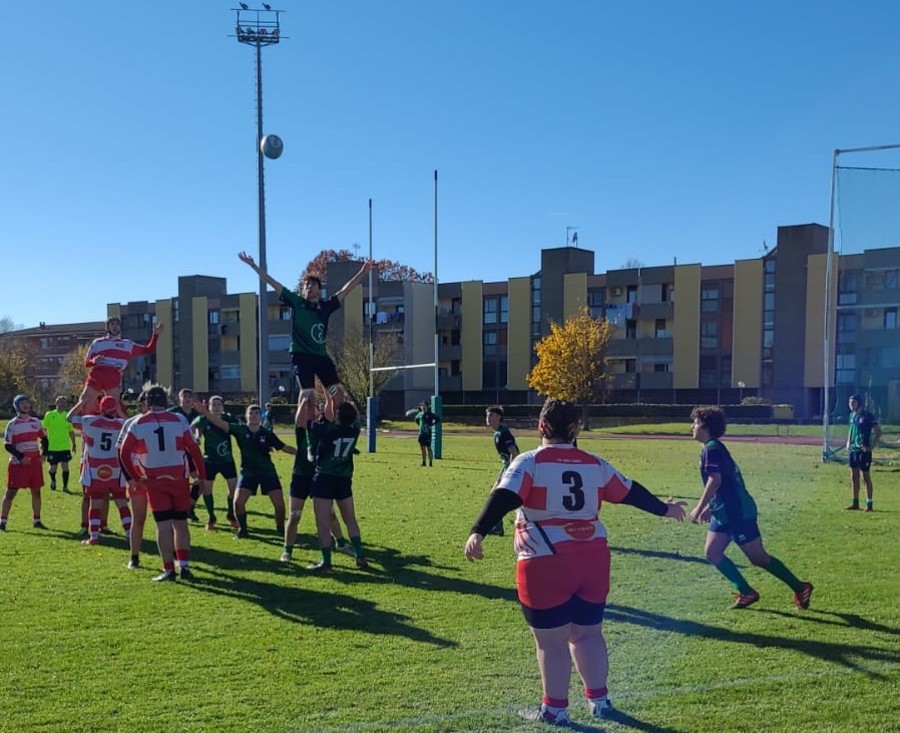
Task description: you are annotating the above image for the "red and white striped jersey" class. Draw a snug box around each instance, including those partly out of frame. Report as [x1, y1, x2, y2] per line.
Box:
[85, 334, 157, 372]
[4, 416, 46, 464]
[76, 415, 125, 487]
[118, 410, 204, 482]
[497, 444, 634, 559]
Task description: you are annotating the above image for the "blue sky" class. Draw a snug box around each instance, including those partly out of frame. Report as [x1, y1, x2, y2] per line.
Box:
[4, 0, 900, 329]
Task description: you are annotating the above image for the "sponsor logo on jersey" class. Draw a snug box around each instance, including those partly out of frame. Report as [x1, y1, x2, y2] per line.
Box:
[563, 520, 596, 540]
[311, 323, 326, 344]
[97, 465, 114, 480]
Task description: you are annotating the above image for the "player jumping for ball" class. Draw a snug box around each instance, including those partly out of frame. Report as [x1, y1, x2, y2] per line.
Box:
[238, 251, 373, 426]
[72, 317, 163, 418]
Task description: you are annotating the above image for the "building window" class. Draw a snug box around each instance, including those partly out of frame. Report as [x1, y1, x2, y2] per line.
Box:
[837, 313, 858, 344]
[626, 285, 637, 304]
[655, 319, 667, 338]
[209, 310, 220, 325]
[450, 360, 460, 376]
[836, 353, 856, 384]
[588, 290, 604, 318]
[484, 298, 498, 325]
[838, 272, 858, 305]
[886, 269, 899, 289]
[221, 365, 240, 380]
[624, 359, 636, 373]
[279, 305, 292, 321]
[268, 334, 290, 351]
[499, 296, 509, 324]
[701, 320, 718, 349]
[625, 320, 637, 339]
[885, 308, 898, 330]
[701, 288, 719, 313]
[483, 331, 498, 356]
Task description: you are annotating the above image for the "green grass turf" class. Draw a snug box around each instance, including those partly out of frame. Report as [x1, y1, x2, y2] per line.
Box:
[0, 430, 897, 732]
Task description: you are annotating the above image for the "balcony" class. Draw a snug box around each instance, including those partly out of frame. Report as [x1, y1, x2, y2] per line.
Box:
[437, 313, 461, 330]
[439, 344, 461, 361]
[636, 301, 674, 320]
[637, 337, 673, 356]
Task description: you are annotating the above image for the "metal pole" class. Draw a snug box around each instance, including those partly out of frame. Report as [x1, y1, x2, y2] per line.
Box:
[255, 42, 269, 407]
[822, 149, 839, 457]
[432, 169, 442, 460]
[368, 198, 374, 397]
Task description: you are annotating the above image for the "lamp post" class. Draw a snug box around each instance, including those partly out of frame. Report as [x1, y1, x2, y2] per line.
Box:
[738, 381, 745, 403]
[232, 6, 285, 404]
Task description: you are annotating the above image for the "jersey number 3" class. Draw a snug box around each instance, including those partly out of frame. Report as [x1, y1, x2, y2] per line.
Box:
[561, 470, 585, 511]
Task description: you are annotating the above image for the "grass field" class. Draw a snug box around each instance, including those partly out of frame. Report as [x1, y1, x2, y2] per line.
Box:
[1, 428, 898, 732]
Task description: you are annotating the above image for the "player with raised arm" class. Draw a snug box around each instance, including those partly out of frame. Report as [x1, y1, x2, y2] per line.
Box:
[72, 318, 162, 418]
[118, 385, 205, 582]
[485, 405, 519, 536]
[689, 406, 813, 610]
[67, 397, 131, 546]
[42, 396, 76, 492]
[238, 251, 373, 425]
[194, 401, 296, 540]
[191, 395, 239, 531]
[414, 401, 440, 467]
[2, 395, 49, 531]
[464, 399, 686, 726]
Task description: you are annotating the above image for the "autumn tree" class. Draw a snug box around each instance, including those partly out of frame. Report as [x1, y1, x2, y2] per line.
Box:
[0, 336, 29, 414]
[329, 323, 402, 413]
[299, 249, 433, 290]
[527, 308, 614, 427]
[56, 343, 90, 401]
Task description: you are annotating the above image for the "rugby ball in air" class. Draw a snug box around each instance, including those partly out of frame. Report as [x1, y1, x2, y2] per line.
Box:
[260, 134, 284, 160]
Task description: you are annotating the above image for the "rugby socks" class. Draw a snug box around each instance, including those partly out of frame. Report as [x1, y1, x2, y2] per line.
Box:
[237, 512, 248, 532]
[541, 696, 569, 718]
[202, 494, 216, 521]
[175, 549, 190, 570]
[62, 470, 70, 490]
[714, 557, 753, 595]
[0, 517, 7, 529]
[585, 686, 608, 701]
[282, 545, 293, 558]
[865, 499, 873, 510]
[320, 547, 333, 566]
[50, 472, 57, 490]
[226, 495, 235, 521]
[163, 560, 176, 573]
[764, 556, 803, 592]
[335, 537, 349, 550]
[89, 508, 102, 542]
[350, 536, 364, 559]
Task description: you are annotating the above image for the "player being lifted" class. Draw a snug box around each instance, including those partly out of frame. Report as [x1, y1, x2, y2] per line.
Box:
[238, 251, 373, 426]
[119, 385, 206, 582]
[67, 396, 132, 546]
[72, 317, 162, 418]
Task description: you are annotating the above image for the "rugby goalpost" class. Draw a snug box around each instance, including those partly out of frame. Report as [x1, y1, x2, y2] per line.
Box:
[364, 171, 443, 455]
[822, 143, 900, 464]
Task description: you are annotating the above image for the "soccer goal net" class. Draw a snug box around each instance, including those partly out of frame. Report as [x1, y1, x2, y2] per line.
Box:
[823, 145, 900, 464]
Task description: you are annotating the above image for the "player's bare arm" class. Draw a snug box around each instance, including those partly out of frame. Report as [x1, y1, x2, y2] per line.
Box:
[238, 250, 285, 293]
[334, 259, 375, 301]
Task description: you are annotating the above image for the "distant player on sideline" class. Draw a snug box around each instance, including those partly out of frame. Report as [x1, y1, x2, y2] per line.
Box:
[415, 401, 440, 467]
[689, 406, 813, 610]
[191, 395, 240, 530]
[119, 385, 206, 582]
[238, 250, 373, 425]
[42, 396, 76, 492]
[485, 406, 519, 537]
[308, 392, 368, 572]
[194, 402, 296, 540]
[464, 399, 686, 726]
[845, 393, 881, 512]
[118, 389, 150, 568]
[2, 395, 49, 531]
[72, 318, 162, 418]
[67, 397, 131, 546]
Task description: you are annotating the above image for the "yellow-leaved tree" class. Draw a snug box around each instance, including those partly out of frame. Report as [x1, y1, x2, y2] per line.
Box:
[56, 344, 90, 400]
[527, 308, 614, 427]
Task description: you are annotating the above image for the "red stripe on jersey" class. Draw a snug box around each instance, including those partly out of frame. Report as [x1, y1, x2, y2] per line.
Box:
[599, 473, 631, 504]
[522, 485, 547, 511]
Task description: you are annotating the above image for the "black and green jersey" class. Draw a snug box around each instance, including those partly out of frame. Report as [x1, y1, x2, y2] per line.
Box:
[311, 419, 361, 478]
[493, 424, 518, 469]
[416, 410, 440, 436]
[279, 287, 341, 357]
[293, 425, 314, 478]
[700, 439, 758, 527]
[848, 411, 878, 450]
[228, 423, 285, 478]
[168, 405, 201, 424]
[192, 414, 238, 463]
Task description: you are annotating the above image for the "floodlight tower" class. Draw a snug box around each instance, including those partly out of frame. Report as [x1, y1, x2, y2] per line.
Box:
[233, 6, 285, 404]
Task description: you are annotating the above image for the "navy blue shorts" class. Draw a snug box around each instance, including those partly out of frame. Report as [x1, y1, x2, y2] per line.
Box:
[289, 474, 313, 500]
[709, 516, 761, 545]
[311, 474, 352, 501]
[849, 450, 873, 472]
[292, 353, 339, 390]
[205, 461, 237, 481]
[521, 597, 606, 629]
[237, 474, 282, 495]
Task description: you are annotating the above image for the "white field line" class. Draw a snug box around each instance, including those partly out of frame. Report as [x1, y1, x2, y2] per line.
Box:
[284, 659, 900, 732]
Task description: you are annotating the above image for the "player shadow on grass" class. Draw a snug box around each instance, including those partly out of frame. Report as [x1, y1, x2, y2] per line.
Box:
[559, 709, 682, 733]
[179, 561, 455, 648]
[611, 546, 708, 565]
[760, 608, 900, 638]
[605, 604, 900, 678]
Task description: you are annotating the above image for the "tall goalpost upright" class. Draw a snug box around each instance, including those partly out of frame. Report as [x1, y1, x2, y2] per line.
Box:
[822, 143, 900, 462]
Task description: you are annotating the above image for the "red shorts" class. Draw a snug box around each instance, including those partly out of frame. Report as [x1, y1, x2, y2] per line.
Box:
[127, 480, 148, 499]
[84, 479, 126, 500]
[515, 540, 611, 610]
[7, 460, 44, 490]
[85, 366, 122, 393]
[146, 479, 191, 514]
